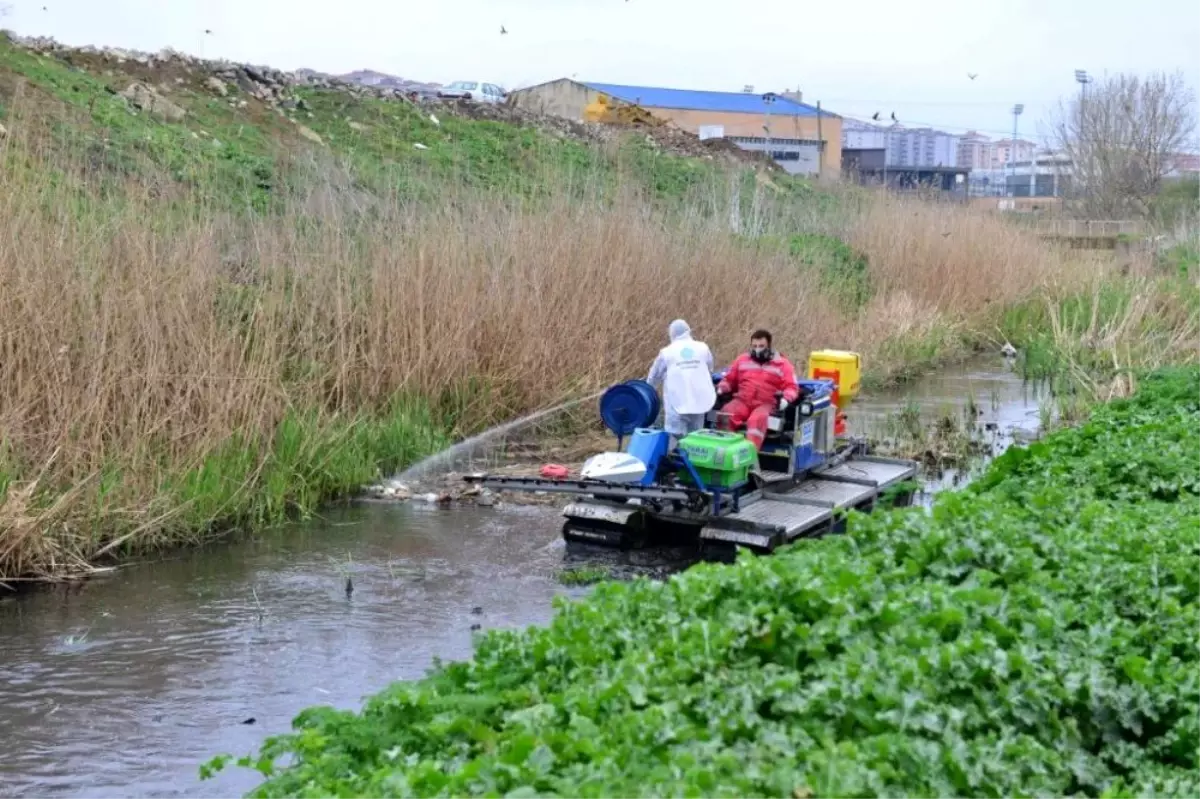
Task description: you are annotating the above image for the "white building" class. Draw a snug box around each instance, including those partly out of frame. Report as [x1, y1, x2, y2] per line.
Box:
[841, 118, 887, 149]
[841, 119, 959, 168]
[991, 138, 1036, 169]
[957, 131, 994, 171]
[971, 152, 1073, 197]
[887, 127, 959, 168]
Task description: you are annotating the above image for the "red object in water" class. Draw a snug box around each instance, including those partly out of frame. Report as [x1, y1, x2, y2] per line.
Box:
[539, 464, 570, 480]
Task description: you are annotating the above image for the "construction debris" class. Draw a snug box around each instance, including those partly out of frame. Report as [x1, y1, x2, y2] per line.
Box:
[448, 100, 779, 169]
[4, 34, 421, 105]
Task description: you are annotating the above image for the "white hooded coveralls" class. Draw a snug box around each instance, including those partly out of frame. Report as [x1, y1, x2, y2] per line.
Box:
[647, 319, 716, 437]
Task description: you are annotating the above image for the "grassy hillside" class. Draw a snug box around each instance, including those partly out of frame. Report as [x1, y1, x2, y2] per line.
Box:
[0, 34, 1196, 582]
[0, 33, 779, 212]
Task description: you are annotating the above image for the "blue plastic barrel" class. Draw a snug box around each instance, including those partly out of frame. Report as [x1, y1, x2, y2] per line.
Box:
[599, 379, 661, 437]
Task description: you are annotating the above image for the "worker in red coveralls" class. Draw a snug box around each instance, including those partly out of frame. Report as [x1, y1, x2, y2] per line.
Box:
[715, 329, 800, 451]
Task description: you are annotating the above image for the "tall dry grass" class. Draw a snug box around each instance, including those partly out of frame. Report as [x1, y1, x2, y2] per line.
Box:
[0, 131, 1103, 580]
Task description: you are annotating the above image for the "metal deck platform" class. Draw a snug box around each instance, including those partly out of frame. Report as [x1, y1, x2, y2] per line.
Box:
[754, 469, 793, 484]
[697, 455, 917, 552]
[775, 478, 875, 509]
[698, 498, 831, 549]
[815, 456, 917, 490]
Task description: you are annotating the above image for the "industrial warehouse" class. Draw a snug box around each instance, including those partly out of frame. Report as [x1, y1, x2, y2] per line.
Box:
[508, 78, 843, 178]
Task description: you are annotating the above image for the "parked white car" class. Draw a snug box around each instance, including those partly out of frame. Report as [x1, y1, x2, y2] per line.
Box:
[437, 81, 506, 104]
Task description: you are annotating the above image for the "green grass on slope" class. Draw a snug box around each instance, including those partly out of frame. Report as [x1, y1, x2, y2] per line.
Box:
[0, 37, 787, 212]
[0, 37, 285, 209]
[203, 367, 1200, 798]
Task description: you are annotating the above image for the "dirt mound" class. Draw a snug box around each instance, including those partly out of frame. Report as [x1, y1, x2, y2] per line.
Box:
[448, 99, 779, 170]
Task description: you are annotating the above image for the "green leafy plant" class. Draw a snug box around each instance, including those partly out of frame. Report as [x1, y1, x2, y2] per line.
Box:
[556, 566, 610, 586]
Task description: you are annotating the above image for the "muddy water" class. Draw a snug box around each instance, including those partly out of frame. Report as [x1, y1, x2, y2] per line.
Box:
[852, 357, 1046, 496]
[0, 504, 577, 798]
[0, 357, 1041, 798]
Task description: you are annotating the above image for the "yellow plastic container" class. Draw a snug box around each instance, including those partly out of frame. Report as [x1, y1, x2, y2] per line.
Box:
[807, 349, 862, 405]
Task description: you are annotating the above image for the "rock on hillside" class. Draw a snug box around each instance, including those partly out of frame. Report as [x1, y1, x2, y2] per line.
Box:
[0, 32, 775, 170]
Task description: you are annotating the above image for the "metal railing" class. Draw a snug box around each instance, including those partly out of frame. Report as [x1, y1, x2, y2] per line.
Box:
[1024, 219, 1144, 237]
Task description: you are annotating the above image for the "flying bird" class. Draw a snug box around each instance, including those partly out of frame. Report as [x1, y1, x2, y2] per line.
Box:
[890, 111, 898, 122]
[871, 111, 880, 121]
[500, 25, 507, 34]
[967, 72, 978, 80]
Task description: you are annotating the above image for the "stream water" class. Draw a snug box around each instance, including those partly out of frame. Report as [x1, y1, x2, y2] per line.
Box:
[0, 357, 1043, 798]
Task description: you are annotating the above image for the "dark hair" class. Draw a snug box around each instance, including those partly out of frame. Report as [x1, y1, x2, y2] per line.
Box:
[750, 329, 773, 346]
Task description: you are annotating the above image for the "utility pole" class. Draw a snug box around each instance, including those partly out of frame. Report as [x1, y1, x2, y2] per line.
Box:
[762, 92, 777, 166]
[882, 125, 889, 190]
[816, 100, 823, 179]
[1010, 103, 1024, 198]
[1074, 70, 1091, 205]
[1074, 69, 1091, 136]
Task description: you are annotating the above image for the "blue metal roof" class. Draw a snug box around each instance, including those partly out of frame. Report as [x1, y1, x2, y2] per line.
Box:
[581, 82, 833, 117]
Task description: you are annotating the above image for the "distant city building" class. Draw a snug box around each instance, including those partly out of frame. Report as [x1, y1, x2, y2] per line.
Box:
[971, 152, 1073, 198]
[991, 138, 1036, 169]
[841, 118, 887, 150]
[1166, 152, 1200, 179]
[841, 119, 958, 168]
[957, 131, 994, 171]
[840, 119, 968, 194]
[887, 127, 959, 168]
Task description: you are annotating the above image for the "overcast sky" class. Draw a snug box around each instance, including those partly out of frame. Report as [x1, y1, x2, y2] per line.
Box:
[4, 0, 1198, 143]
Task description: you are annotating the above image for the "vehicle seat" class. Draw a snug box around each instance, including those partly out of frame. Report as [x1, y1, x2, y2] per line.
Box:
[709, 382, 802, 439]
[711, 391, 744, 432]
[772, 380, 827, 436]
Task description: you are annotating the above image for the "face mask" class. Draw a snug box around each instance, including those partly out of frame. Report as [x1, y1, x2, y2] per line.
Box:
[750, 346, 770, 362]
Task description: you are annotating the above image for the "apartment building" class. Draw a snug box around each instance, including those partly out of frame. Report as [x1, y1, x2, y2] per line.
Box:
[887, 126, 959, 167]
[841, 119, 958, 168]
[956, 131, 994, 171]
[991, 138, 1036, 169]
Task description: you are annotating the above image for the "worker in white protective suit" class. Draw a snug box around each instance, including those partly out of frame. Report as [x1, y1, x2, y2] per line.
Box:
[646, 319, 717, 444]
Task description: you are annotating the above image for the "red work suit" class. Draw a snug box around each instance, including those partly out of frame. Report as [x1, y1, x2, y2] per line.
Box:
[716, 351, 800, 450]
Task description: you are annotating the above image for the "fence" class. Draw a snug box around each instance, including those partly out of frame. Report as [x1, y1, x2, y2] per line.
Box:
[1019, 219, 1144, 238]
